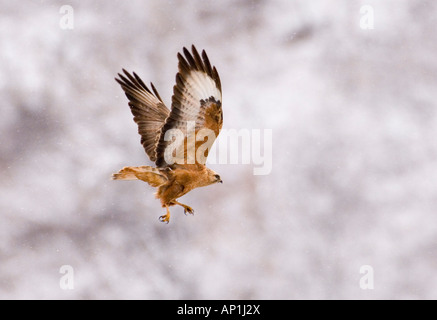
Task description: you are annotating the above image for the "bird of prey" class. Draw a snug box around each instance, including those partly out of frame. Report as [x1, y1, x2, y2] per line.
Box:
[112, 45, 223, 223]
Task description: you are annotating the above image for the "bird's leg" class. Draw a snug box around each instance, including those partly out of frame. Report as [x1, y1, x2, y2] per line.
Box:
[171, 200, 195, 216]
[159, 205, 171, 224]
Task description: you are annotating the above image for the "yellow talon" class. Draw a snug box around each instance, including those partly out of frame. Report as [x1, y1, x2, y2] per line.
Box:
[159, 206, 171, 224]
[173, 200, 194, 215]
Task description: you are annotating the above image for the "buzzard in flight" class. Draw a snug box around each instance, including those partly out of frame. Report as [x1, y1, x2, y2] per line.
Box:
[112, 45, 223, 223]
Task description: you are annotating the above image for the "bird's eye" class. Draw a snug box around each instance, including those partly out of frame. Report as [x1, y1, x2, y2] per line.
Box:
[214, 174, 220, 180]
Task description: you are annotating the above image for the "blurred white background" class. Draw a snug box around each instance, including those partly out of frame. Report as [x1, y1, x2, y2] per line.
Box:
[1, 0, 437, 299]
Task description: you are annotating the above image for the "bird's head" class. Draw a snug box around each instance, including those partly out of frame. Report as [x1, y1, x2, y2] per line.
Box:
[206, 168, 223, 185]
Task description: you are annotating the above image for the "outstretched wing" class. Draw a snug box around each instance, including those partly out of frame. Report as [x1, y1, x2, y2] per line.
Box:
[155, 45, 223, 168]
[115, 69, 170, 162]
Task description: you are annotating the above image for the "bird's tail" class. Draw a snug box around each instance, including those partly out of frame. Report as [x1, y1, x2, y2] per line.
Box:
[111, 166, 142, 180]
[111, 166, 168, 187]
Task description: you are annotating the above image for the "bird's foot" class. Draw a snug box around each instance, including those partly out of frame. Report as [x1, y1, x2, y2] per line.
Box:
[159, 207, 171, 224]
[183, 205, 194, 216]
[159, 214, 170, 223]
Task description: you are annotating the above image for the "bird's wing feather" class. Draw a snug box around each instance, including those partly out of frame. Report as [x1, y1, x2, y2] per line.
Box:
[155, 45, 222, 167]
[115, 70, 170, 162]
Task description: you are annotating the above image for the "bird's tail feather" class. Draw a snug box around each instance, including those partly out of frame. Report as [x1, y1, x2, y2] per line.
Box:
[111, 166, 168, 187]
[111, 166, 141, 180]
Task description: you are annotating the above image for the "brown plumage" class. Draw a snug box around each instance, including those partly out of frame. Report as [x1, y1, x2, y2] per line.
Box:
[112, 45, 223, 223]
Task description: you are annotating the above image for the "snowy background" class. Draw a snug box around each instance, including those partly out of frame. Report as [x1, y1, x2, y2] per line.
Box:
[1, 0, 437, 299]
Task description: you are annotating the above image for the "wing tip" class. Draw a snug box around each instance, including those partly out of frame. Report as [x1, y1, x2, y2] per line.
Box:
[176, 45, 222, 94]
